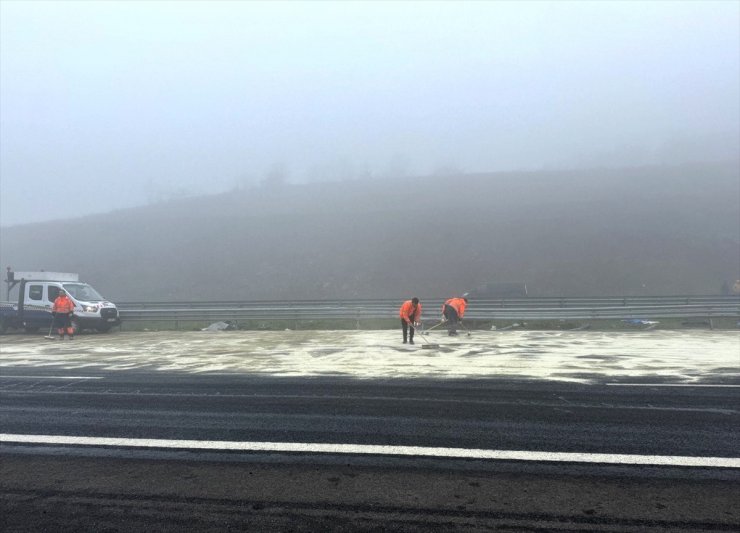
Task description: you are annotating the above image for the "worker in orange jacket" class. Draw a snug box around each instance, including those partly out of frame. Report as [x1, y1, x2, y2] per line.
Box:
[442, 296, 468, 336]
[399, 297, 422, 344]
[52, 289, 75, 340]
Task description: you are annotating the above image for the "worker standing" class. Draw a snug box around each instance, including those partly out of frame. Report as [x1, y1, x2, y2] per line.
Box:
[399, 297, 422, 344]
[52, 289, 75, 340]
[442, 296, 468, 336]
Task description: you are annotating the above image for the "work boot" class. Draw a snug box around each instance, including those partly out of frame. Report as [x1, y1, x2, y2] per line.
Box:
[58, 334, 64, 340]
[402, 339, 407, 344]
[409, 339, 414, 345]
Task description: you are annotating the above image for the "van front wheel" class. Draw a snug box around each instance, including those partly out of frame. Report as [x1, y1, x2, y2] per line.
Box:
[96, 324, 112, 333]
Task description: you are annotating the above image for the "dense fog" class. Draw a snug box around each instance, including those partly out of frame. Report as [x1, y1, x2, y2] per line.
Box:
[1, 1, 738, 226]
[1, 161, 738, 300]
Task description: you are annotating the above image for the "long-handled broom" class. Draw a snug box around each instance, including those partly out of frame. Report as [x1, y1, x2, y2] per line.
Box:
[43, 314, 57, 340]
[417, 321, 440, 349]
[424, 320, 446, 333]
[459, 320, 472, 337]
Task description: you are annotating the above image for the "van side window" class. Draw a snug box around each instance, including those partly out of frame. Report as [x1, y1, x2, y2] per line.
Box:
[48, 286, 60, 301]
[29, 285, 43, 301]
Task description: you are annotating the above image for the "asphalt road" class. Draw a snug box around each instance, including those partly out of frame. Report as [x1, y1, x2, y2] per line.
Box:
[1, 330, 739, 531]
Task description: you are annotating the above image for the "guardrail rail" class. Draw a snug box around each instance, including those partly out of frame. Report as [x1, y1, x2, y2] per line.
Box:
[115, 296, 740, 329]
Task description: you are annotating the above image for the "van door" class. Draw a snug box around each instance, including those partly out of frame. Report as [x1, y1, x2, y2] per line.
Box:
[47, 284, 62, 306]
[26, 283, 45, 308]
[22, 283, 50, 332]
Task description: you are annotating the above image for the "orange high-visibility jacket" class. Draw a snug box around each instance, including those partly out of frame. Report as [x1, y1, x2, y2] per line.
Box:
[443, 297, 467, 318]
[399, 300, 422, 323]
[53, 295, 75, 314]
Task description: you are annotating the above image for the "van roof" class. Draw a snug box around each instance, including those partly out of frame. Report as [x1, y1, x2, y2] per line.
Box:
[10, 271, 79, 282]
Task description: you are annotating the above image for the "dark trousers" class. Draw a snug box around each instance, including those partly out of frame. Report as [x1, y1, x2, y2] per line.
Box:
[53, 313, 74, 337]
[401, 320, 415, 343]
[443, 304, 459, 335]
[53, 313, 71, 329]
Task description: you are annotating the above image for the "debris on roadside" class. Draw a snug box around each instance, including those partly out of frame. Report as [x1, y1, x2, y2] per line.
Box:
[622, 319, 659, 330]
[201, 321, 237, 332]
[498, 322, 527, 331]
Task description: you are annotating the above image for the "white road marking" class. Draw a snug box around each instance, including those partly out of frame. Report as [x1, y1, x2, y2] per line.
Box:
[607, 383, 740, 388]
[0, 376, 103, 380]
[2, 433, 738, 468]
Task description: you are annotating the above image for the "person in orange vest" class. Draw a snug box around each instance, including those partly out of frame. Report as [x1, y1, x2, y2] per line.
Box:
[52, 289, 76, 340]
[442, 296, 468, 336]
[399, 297, 422, 344]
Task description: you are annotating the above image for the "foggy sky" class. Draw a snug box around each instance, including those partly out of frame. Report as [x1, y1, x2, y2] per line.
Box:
[1, 0, 738, 226]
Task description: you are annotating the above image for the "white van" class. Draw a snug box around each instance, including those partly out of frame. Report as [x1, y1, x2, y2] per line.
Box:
[2, 271, 121, 333]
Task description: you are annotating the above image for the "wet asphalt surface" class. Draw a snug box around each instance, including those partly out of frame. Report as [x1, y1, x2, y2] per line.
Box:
[1, 330, 739, 531]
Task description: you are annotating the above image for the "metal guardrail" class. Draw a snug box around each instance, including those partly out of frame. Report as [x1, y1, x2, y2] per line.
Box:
[118, 295, 740, 308]
[116, 296, 740, 326]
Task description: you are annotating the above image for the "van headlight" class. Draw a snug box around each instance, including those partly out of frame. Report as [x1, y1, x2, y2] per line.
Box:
[83, 305, 97, 313]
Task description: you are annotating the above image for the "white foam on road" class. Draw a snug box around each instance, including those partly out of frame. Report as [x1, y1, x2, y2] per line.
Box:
[1, 330, 738, 384]
[2, 433, 738, 468]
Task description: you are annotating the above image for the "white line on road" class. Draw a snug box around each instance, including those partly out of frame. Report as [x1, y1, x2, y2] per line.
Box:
[607, 383, 740, 387]
[0, 376, 104, 380]
[2, 433, 738, 468]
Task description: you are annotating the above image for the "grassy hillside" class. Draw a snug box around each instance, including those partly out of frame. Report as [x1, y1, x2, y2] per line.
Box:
[1, 161, 738, 301]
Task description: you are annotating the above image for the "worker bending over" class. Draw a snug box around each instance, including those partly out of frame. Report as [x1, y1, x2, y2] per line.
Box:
[442, 296, 468, 336]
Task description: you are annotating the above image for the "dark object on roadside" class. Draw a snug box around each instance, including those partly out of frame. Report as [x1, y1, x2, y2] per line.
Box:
[622, 319, 659, 330]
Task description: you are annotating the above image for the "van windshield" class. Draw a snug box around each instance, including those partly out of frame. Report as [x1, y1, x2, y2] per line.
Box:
[63, 283, 104, 302]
